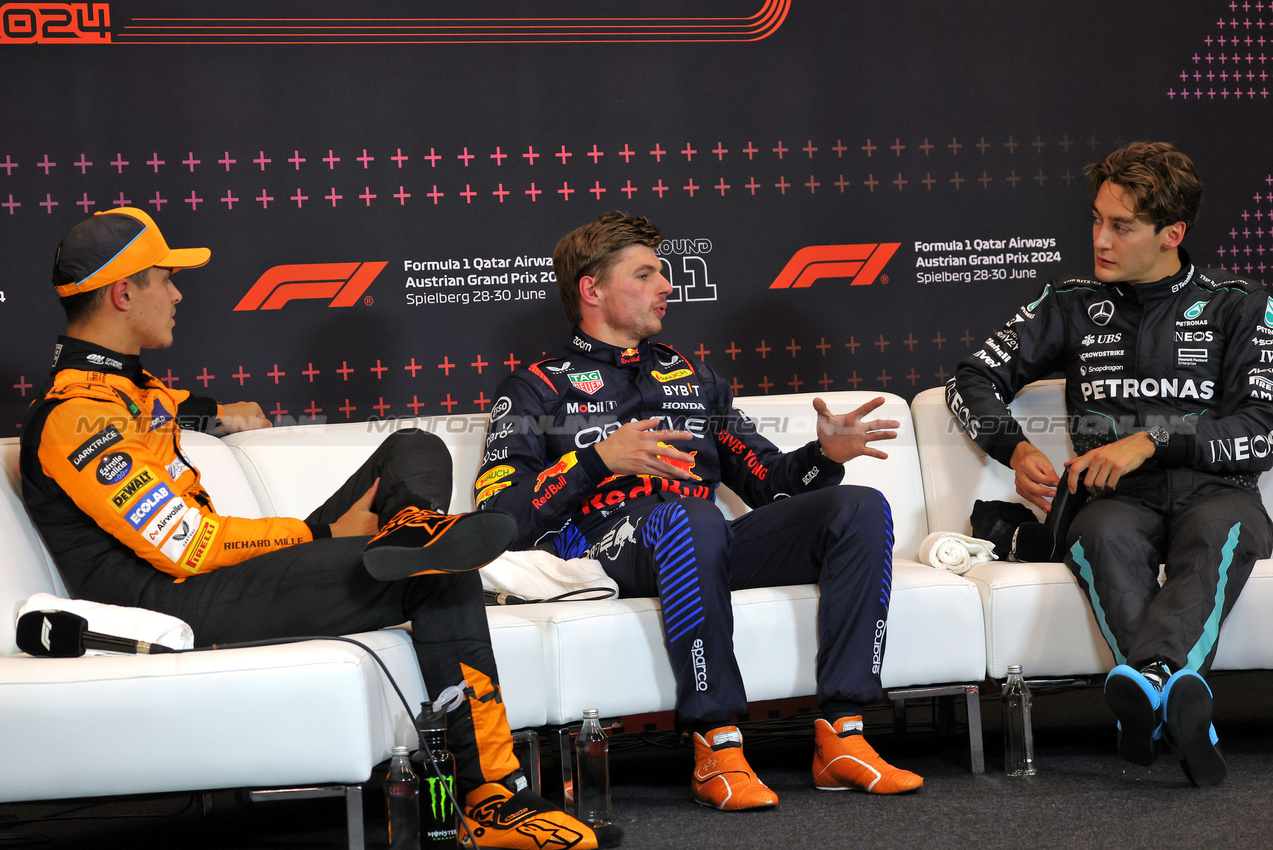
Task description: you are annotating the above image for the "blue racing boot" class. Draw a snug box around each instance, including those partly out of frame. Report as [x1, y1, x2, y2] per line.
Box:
[1103, 665, 1163, 766]
[1162, 669, 1226, 788]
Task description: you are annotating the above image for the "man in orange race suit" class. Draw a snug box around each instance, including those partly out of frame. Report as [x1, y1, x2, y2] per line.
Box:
[20, 207, 619, 850]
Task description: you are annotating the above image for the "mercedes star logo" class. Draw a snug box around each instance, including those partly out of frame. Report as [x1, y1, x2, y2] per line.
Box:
[1088, 300, 1115, 326]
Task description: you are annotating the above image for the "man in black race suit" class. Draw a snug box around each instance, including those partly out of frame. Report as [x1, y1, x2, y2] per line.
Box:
[475, 212, 923, 810]
[947, 142, 1273, 787]
[21, 207, 616, 850]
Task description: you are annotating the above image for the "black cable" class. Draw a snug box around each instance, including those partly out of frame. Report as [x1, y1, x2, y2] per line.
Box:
[183, 635, 479, 847]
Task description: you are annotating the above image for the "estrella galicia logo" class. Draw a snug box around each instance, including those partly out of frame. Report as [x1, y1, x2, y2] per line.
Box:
[1265, 297, 1273, 329]
[1184, 300, 1207, 320]
[96, 452, 133, 486]
[1088, 300, 1115, 326]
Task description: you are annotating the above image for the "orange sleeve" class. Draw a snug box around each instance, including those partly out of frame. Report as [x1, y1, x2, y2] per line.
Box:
[38, 397, 314, 579]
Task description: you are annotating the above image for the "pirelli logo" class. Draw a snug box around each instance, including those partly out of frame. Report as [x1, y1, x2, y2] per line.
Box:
[180, 517, 221, 573]
[768, 243, 901, 289]
[233, 262, 387, 311]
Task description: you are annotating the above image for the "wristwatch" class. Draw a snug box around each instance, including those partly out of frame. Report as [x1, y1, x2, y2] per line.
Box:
[1146, 426, 1170, 454]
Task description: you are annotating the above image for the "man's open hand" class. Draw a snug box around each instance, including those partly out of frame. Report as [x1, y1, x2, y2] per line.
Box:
[813, 396, 899, 463]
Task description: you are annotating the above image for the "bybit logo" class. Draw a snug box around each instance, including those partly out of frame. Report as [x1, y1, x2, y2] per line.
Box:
[769, 243, 901, 289]
[233, 262, 387, 310]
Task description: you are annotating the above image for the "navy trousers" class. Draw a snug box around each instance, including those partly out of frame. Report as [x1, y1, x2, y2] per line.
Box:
[553, 486, 895, 729]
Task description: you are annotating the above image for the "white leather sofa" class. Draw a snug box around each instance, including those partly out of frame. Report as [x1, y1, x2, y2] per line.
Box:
[911, 378, 1273, 679]
[0, 390, 989, 843]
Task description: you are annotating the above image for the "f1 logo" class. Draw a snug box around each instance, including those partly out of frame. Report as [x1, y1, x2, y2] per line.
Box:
[233, 262, 387, 311]
[768, 244, 900, 289]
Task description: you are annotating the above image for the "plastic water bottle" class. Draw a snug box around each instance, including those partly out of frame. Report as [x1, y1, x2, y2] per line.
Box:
[1002, 664, 1037, 776]
[386, 746, 422, 850]
[413, 704, 459, 848]
[574, 709, 613, 827]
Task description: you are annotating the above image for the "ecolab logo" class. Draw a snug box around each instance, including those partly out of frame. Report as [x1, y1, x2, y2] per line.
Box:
[769, 243, 901, 289]
[233, 262, 387, 310]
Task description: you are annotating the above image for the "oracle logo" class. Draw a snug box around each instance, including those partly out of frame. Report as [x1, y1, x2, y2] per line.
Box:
[233, 262, 387, 311]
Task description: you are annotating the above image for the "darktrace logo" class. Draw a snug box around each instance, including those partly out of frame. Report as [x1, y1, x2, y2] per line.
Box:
[233, 262, 387, 311]
[769, 243, 901, 289]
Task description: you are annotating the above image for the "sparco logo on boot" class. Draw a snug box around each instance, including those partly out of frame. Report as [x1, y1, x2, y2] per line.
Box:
[1088, 301, 1114, 326]
[233, 262, 387, 310]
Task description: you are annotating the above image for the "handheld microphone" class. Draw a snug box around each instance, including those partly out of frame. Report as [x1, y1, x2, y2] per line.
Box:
[15, 610, 176, 657]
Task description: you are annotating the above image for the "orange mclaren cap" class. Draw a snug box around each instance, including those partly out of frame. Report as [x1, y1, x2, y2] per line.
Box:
[51, 207, 210, 297]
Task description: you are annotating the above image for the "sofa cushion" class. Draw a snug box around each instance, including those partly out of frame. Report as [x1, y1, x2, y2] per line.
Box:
[0, 628, 424, 802]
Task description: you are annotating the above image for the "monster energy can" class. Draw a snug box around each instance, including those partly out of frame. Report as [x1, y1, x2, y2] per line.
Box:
[412, 705, 458, 848]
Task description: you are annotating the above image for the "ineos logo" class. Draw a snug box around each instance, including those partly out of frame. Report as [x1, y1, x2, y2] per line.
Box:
[1088, 301, 1115, 326]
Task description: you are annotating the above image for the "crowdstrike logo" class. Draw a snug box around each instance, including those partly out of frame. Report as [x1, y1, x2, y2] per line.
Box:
[768, 243, 901, 289]
[233, 262, 387, 310]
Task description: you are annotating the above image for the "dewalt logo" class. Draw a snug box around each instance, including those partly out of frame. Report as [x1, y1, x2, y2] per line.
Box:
[233, 262, 387, 311]
[110, 468, 155, 511]
[769, 244, 901, 290]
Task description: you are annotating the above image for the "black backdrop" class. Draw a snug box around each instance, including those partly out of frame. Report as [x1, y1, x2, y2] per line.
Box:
[2, 0, 1270, 435]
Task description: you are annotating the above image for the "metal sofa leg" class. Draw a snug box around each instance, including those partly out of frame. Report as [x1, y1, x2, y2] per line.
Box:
[887, 683, 984, 774]
[247, 785, 365, 850]
[511, 728, 542, 794]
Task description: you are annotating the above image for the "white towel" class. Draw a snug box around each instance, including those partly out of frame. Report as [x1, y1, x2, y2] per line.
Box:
[18, 592, 194, 654]
[480, 550, 618, 602]
[917, 532, 996, 575]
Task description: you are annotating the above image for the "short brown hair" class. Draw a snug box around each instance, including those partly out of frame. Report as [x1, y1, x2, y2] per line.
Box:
[553, 212, 661, 326]
[1085, 142, 1203, 234]
[61, 266, 151, 324]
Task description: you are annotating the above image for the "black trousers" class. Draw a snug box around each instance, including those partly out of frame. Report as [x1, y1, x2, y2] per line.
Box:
[1064, 467, 1273, 675]
[129, 429, 519, 792]
[553, 486, 894, 729]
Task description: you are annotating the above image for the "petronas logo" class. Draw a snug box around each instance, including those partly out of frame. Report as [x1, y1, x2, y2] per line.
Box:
[1265, 297, 1273, 329]
[1183, 301, 1207, 320]
[424, 774, 455, 821]
[1024, 287, 1049, 316]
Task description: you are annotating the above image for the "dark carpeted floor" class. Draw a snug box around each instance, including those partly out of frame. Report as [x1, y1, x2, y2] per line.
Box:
[3, 672, 1270, 849]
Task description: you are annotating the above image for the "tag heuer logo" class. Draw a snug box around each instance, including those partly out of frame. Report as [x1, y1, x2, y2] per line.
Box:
[1184, 300, 1207, 320]
[1088, 300, 1114, 326]
[568, 371, 605, 395]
